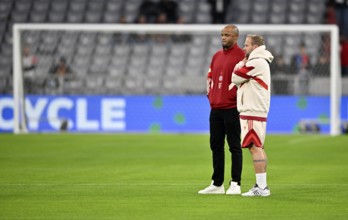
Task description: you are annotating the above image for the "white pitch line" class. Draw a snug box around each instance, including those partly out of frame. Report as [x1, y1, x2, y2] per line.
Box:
[286, 135, 328, 145]
[0, 183, 347, 186]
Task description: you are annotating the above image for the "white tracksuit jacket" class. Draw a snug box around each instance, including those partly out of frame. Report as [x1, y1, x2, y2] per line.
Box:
[231, 45, 274, 120]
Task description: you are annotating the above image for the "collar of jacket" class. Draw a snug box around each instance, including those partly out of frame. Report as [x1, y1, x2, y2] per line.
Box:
[248, 45, 274, 63]
[223, 43, 238, 54]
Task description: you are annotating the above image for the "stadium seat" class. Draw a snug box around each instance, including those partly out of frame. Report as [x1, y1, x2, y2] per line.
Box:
[108, 65, 126, 77]
[15, 0, 32, 12]
[162, 76, 182, 94]
[303, 33, 321, 48]
[166, 66, 182, 77]
[308, 1, 325, 14]
[63, 79, 85, 94]
[66, 11, 84, 23]
[57, 44, 75, 58]
[269, 12, 287, 24]
[148, 55, 166, 67]
[105, 0, 123, 12]
[179, 0, 196, 23]
[132, 44, 150, 56]
[289, 0, 306, 11]
[79, 32, 97, 45]
[1, 42, 12, 56]
[0, 54, 11, 68]
[168, 56, 186, 67]
[195, 13, 212, 24]
[235, 0, 251, 11]
[37, 55, 53, 74]
[195, 2, 211, 23]
[308, 77, 330, 95]
[151, 44, 169, 56]
[87, 0, 105, 11]
[60, 32, 79, 46]
[0, 77, 8, 94]
[10, 10, 29, 22]
[253, 0, 269, 13]
[89, 64, 109, 75]
[270, 0, 287, 13]
[266, 34, 284, 55]
[306, 13, 323, 24]
[124, 1, 141, 17]
[143, 77, 162, 94]
[123, 75, 145, 94]
[29, 11, 47, 23]
[32, 0, 50, 12]
[197, 1, 211, 14]
[69, 0, 86, 12]
[71, 63, 89, 77]
[41, 31, 60, 44]
[48, 11, 66, 23]
[129, 55, 147, 68]
[85, 76, 104, 93]
[76, 44, 94, 57]
[73, 55, 91, 67]
[251, 13, 268, 24]
[97, 33, 113, 45]
[180, 75, 205, 94]
[188, 46, 206, 57]
[95, 45, 111, 57]
[288, 12, 305, 24]
[104, 76, 123, 94]
[113, 44, 131, 57]
[22, 30, 41, 46]
[103, 11, 120, 23]
[92, 55, 111, 66]
[169, 44, 188, 57]
[110, 54, 128, 66]
[85, 10, 102, 23]
[0, 0, 13, 13]
[51, 1, 68, 12]
[0, 20, 7, 34]
[0, 9, 9, 22]
[146, 64, 165, 78]
[184, 65, 203, 77]
[192, 35, 209, 46]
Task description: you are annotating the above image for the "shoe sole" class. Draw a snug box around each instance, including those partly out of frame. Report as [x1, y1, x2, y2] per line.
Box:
[241, 193, 271, 197]
[198, 191, 225, 194]
[226, 192, 241, 195]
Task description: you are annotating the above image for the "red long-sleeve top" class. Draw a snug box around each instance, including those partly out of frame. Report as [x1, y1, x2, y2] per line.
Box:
[207, 43, 245, 109]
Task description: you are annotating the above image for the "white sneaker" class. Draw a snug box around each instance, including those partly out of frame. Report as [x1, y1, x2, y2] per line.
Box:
[242, 184, 270, 197]
[198, 181, 225, 194]
[226, 181, 241, 195]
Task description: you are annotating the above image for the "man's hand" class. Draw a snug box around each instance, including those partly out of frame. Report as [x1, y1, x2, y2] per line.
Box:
[233, 57, 247, 72]
[228, 83, 236, 91]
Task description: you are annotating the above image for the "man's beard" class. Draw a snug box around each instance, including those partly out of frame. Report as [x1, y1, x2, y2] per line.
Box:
[222, 44, 231, 50]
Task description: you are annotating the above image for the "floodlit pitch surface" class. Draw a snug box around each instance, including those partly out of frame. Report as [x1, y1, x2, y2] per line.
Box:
[1, 134, 347, 219]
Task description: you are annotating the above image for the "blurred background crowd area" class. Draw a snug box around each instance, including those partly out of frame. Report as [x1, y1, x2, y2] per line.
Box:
[0, 0, 347, 95]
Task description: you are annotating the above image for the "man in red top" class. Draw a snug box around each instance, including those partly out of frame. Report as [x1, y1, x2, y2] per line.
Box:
[198, 25, 245, 195]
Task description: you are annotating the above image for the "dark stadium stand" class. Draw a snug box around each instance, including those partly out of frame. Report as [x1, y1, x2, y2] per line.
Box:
[0, 0, 342, 95]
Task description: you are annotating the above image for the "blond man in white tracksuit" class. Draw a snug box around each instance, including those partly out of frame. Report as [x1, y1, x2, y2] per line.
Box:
[232, 35, 274, 196]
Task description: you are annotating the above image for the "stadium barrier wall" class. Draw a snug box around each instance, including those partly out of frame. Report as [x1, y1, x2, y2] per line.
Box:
[1, 95, 347, 134]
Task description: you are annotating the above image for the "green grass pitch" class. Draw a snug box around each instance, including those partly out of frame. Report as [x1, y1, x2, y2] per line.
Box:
[1, 134, 348, 219]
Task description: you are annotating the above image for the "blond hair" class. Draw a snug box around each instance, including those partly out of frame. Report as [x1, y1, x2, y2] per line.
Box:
[247, 35, 265, 46]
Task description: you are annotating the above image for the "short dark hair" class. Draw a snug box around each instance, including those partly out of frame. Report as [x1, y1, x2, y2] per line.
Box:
[224, 24, 239, 36]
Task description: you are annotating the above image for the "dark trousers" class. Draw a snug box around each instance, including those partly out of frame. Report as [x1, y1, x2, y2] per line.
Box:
[209, 108, 242, 186]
